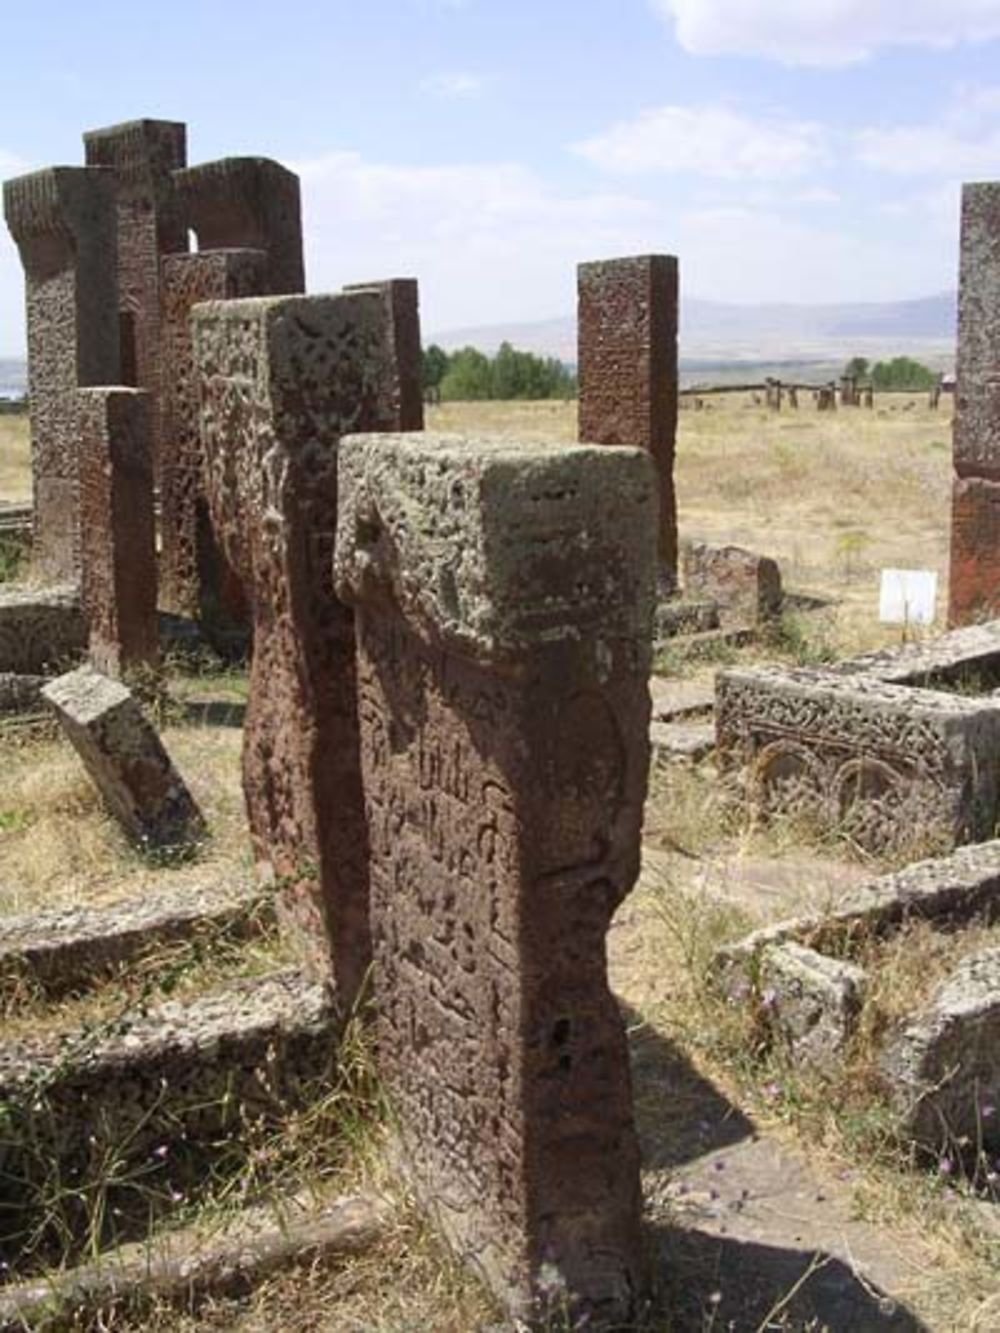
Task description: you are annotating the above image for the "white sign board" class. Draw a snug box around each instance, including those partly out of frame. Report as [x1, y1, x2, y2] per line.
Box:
[879, 568, 938, 626]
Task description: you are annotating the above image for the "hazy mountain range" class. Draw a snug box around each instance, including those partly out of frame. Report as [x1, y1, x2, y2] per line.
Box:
[433, 291, 957, 379]
[0, 293, 958, 394]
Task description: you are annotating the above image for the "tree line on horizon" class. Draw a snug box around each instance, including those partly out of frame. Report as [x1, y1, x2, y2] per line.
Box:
[844, 355, 939, 391]
[423, 342, 577, 402]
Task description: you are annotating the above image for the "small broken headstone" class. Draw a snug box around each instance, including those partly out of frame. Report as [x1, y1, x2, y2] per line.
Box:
[42, 666, 204, 855]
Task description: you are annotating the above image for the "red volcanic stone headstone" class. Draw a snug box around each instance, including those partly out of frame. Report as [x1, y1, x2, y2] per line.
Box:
[578, 254, 678, 592]
[174, 157, 305, 295]
[950, 182, 1000, 625]
[344, 280, 424, 430]
[78, 387, 158, 676]
[160, 249, 268, 626]
[192, 290, 418, 997]
[334, 431, 656, 1324]
[3, 167, 119, 581]
[84, 120, 187, 487]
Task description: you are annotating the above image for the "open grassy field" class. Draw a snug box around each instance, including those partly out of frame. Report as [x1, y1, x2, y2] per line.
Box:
[1, 399, 995, 1331]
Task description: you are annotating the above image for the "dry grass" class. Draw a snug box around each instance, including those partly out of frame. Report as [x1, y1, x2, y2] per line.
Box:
[0, 399, 992, 1329]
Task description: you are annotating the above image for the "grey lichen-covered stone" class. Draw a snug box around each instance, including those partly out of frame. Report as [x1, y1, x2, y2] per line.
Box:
[0, 672, 47, 714]
[717, 839, 1000, 997]
[0, 876, 269, 999]
[333, 431, 657, 664]
[41, 665, 204, 852]
[758, 942, 866, 1064]
[884, 946, 1000, 1152]
[682, 540, 782, 624]
[716, 625, 1000, 853]
[0, 583, 87, 674]
[650, 719, 715, 764]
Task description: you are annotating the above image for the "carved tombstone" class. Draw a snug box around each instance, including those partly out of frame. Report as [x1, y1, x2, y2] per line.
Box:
[577, 255, 678, 593]
[174, 157, 304, 295]
[334, 431, 656, 1325]
[78, 387, 157, 676]
[160, 249, 268, 627]
[950, 182, 1000, 625]
[193, 290, 421, 997]
[343, 280, 424, 430]
[83, 120, 187, 485]
[3, 167, 119, 580]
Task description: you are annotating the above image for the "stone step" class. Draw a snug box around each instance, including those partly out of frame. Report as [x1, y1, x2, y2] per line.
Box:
[655, 598, 720, 638]
[0, 968, 340, 1270]
[0, 875, 273, 1002]
[0, 1189, 385, 1330]
[650, 720, 716, 764]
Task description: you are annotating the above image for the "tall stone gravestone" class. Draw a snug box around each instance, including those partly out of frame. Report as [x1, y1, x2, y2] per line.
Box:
[193, 288, 421, 999]
[3, 167, 120, 581]
[83, 119, 187, 487]
[950, 182, 1000, 625]
[334, 431, 656, 1325]
[578, 254, 678, 594]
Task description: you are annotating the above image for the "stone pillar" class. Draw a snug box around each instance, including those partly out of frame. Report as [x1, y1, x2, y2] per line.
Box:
[334, 431, 656, 1325]
[160, 249, 268, 627]
[3, 167, 120, 581]
[83, 119, 188, 490]
[78, 388, 157, 677]
[343, 280, 424, 430]
[174, 157, 304, 295]
[192, 289, 418, 996]
[950, 183, 1000, 626]
[577, 255, 678, 593]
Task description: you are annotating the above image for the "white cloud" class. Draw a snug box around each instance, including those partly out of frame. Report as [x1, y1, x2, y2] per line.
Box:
[574, 103, 827, 180]
[857, 83, 1000, 176]
[293, 150, 660, 330]
[652, 0, 1000, 67]
[419, 71, 488, 99]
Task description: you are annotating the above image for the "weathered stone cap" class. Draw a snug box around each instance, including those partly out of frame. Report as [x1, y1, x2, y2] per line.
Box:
[3, 166, 115, 241]
[333, 431, 658, 660]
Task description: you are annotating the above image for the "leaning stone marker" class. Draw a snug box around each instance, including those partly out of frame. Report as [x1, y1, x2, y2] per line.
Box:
[950, 182, 1000, 625]
[334, 431, 656, 1325]
[42, 666, 204, 853]
[193, 289, 420, 998]
[578, 254, 678, 592]
[78, 387, 158, 676]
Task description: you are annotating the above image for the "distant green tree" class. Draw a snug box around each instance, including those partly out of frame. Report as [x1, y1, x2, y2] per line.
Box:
[844, 356, 870, 380]
[440, 346, 493, 400]
[422, 344, 450, 393]
[870, 356, 937, 391]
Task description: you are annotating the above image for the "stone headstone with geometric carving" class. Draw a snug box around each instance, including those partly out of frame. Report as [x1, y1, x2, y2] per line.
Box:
[334, 430, 656, 1326]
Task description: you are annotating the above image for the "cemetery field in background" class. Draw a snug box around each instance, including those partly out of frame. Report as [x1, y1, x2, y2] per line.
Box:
[1, 398, 994, 1331]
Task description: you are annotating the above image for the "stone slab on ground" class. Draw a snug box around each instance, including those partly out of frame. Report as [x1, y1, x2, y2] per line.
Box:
[42, 665, 205, 853]
[655, 599, 720, 638]
[650, 719, 716, 764]
[0, 672, 46, 715]
[648, 675, 714, 722]
[0, 584, 86, 674]
[0, 1190, 385, 1329]
[0, 876, 271, 999]
[884, 944, 1000, 1154]
[758, 940, 866, 1063]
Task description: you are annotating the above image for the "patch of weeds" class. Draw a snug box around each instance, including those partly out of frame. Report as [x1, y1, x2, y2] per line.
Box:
[0, 805, 31, 832]
[0, 535, 26, 583]
[764, 610, 837, 667]
[834, 528, 871, 582]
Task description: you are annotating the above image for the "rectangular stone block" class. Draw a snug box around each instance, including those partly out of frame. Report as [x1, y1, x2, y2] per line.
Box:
[683, 540, 782, 624]
[949, 475, 1000, 625]
[78, 387, 157, 676]
[160, 249, 268, 624]
[343, 280, 424, 430]
[3, 167, 120, 580]
[716, 624, 1000, 854]
[577, 254, 678, 590]
[334, 431, 656, 1325]
[954, 183, 1000, 480]
[193, 290, 419, 996]
[174, 157, 304, 295]
[0, 585, 86, 674]
[84, 119, 188, 491]
[42, 666, 204, 853]
[758, 942, 866, 1065]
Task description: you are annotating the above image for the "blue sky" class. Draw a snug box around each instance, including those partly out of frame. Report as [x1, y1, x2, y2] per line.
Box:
[3, 0, 1000, 354]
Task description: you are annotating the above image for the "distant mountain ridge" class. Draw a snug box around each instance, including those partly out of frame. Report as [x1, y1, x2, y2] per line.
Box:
[432, 292, 957, 367]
